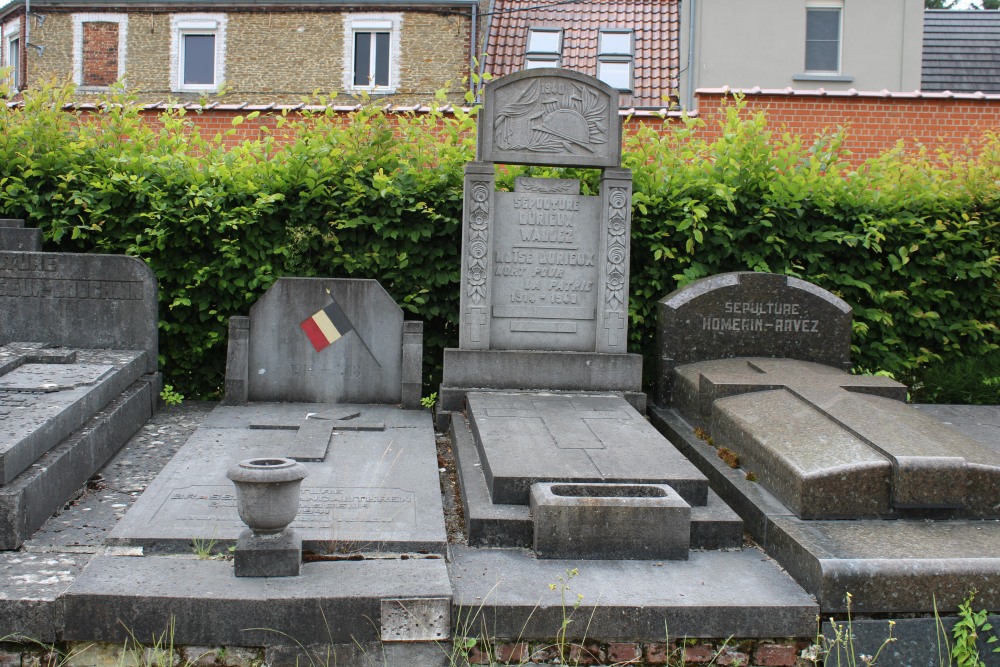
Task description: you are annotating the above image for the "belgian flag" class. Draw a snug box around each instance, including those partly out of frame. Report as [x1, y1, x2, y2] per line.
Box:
[300, 298, 355, 353]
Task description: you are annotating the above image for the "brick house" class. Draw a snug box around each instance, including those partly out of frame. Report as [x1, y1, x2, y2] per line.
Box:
[483, 0, 926, 111]
[0, 0, 483, 103]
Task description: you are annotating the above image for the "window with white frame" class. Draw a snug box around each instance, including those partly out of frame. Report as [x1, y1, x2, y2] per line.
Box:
[597, 29, 633, 91]
[344, 14, 401, 92]
[805, 5, 842, 73]
[3, 19, 21, 92]
[170, 14, 227, 93]
[525, 28, 562, 69]
[73, 14, 128, 89]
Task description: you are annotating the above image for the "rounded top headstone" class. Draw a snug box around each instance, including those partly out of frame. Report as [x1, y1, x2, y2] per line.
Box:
[477, 68, 622, 168]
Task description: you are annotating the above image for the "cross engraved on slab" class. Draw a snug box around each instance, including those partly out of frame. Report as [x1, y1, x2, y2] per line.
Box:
[467, 307, 487, 343]
[484, 397, 630, 450]
[603, 311, 625, 348]
[250, 410, 387, 462]
[683, 358, 1000, 512]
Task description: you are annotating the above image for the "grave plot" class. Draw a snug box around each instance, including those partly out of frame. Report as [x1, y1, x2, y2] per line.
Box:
[0, 238, 161, 549]
[651, 271, 1000, 613]
[440, 70, 817, 642]
[63, 276, 453, 649]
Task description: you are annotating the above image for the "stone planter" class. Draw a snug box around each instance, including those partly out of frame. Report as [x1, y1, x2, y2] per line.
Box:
[226, 457, 308, 536]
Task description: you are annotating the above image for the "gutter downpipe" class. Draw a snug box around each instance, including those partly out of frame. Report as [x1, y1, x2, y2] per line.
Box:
[469, 1, 477, 97]
[477, 0, 495, 102]
[685, 0, 697, 112]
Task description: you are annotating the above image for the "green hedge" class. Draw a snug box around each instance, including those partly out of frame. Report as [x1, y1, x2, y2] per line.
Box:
[1, 81, 996, 400]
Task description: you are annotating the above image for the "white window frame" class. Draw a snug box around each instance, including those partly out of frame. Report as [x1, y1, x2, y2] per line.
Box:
[3, 18, 21, 92]
[170, 14, 227, 93]
[525, 27, 562, 69]
[343, 14, 401, 94]
[596, 29, 634, 92]
[72, 14, 128, 90]
[804, 3, 843, 75]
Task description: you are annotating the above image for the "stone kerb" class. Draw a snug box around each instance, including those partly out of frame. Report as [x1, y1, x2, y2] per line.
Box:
[656, 272, 852, 405]
[225, 277, 422, 406]
[442, 70, 642, 410]
[0, 251, 159, 373]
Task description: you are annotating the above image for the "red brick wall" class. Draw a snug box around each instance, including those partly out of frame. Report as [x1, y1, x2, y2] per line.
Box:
[81, 22, 119, 87]
[75, 91, 999, 164]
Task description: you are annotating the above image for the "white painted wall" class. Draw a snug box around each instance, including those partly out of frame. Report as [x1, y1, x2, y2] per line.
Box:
[679, 0, 924, 107]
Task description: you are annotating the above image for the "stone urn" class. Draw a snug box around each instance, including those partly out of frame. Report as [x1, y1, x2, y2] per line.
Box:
[226, 457, 308, 536]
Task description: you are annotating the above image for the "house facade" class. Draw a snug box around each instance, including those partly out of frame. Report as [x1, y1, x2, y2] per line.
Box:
[681, 0, 925, 107]
[483, 0, 925, 112]
[0, 0, 481, 103]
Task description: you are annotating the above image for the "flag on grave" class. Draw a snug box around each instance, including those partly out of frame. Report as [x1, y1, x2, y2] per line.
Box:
[300, 298, 356, 353]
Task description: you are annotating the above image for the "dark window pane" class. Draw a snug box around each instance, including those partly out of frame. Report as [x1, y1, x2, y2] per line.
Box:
[354, 31, 371, 86]
[183, 34, 215, 85]
[806, 40, 838, 71]
[807, 9, 840, 41]
[374, 32, 389, 86]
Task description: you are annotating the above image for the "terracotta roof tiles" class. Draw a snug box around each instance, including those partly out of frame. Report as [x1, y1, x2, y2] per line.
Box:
[484, 0, 680, 108]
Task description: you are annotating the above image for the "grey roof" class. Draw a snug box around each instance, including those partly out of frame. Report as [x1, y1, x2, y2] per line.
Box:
[923, 9, 1000, 94]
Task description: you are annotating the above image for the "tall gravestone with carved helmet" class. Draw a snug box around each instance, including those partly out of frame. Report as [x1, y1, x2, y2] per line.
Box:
[439, 69, 644, 411]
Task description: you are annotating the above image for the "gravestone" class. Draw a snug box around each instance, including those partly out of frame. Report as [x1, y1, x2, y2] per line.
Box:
[650, 271, 1000, 613]
[0, 219, 41, 252]
[440, 69, 643, 412]
[223, 277, 422, 408]
[656, 271, 852, 404]
[0, 245, 160, 549]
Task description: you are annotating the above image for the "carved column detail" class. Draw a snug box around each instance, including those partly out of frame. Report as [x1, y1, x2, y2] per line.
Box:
[597, 168, 632, 353]
[459, 162, 496, 349]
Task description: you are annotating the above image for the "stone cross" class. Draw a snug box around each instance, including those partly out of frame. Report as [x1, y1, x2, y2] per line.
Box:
[250, 408, 386, 462]
[483, 397, 630, 450]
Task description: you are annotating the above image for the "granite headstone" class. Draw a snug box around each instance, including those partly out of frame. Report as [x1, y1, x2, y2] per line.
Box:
[441, 69, 642, 410]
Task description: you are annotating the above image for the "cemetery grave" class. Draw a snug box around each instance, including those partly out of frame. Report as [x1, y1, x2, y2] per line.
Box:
[0, 69, 998, 666]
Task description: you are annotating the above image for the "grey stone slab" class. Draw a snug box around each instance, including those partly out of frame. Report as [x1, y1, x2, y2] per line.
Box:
[0, 252, 158, 373]
[245, 278, 404, 404]
[649, 405, 798, 542]
[222, 316, 249, 405]
[677, 358, 1000, 516]
[452, 411, 741, 550]
[61, 554, 452, 646]
[442, 351, 641, 392]
[821, 617, 1000, 667]
[468, 393, 706, 506]
[233, 528, 302, 577]
[477, 69, 622, 168]
[656, 272, 853, 404]
[448, 546, 817, 640]
[0, 377, 156, 550]
[0, 550, 88, 640]
[530, 482, 691, 560]
[712, 389, 892, 519]
[913, 404, 1000, 452]
[107, 404, 447, 555]
[202, 403, 426, 430]
[401, 321, 423, 410]
[768, 516, 1000, 614]
[0, 349, 145, 483]
[456, 168, 633, 357]
[0, 226, 41, 252]
[0, 219, 25, 227]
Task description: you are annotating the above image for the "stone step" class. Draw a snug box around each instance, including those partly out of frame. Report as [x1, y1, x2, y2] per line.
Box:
[451, 412, 743, 550]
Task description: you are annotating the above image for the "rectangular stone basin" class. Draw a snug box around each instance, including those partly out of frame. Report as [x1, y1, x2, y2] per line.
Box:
[530, 482, 690, 560]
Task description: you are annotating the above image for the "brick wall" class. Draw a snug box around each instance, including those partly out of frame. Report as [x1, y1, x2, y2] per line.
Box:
[82, 22, 118, 86]
[86, 90, 1000, 165]
[24, 8, 471, 104]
